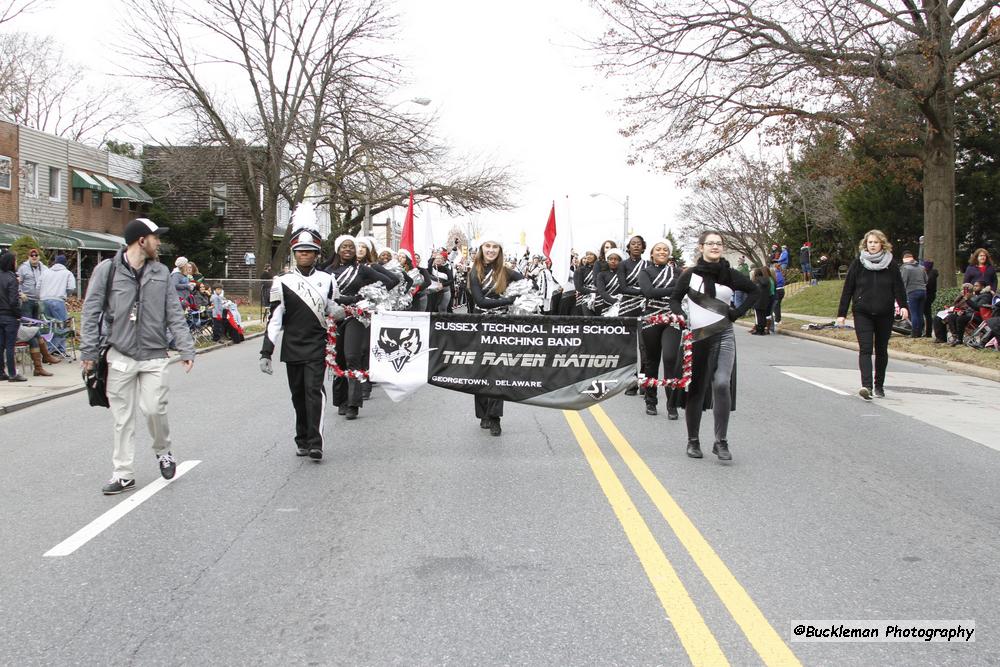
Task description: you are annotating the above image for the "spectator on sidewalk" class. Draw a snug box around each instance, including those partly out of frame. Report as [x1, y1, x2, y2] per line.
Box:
[899, 250, 927, 338]
[800, 241, 815, 285]
[922, 260, 938, 337]
[777, 245, 789, 270]
[0, 250, 27, 382]
[170, 256, 194, 302]
[38, 253, 77, 356]
[963, 248, 996, 291]
[80, 218, 195, 495]
[749, 266, 773, 335]
[837, 229, 907, 400]
[734, 256, 750, 310]
[16, 248, 47, 319]
[771, 263, 785, 331]
[932, 283, 974, 344]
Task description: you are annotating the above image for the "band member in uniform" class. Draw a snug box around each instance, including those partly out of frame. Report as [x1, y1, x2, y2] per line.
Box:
[617, 235, 648, 395]
[467, 233, 523, 436]
[594, 248, 624, 315]
[573, 251, 598, 315]
[670, 230, 758, 461]
[259, 209, 342, 460]
[639, 239, 681, 420]
[325, 235, 399, 419]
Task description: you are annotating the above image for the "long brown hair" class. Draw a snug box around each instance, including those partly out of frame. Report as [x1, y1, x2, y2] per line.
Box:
[969, 247, 993, 266]
[470, 244, 509, 294]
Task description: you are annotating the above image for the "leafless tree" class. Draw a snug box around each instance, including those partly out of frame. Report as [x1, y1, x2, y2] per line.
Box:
[679, 153, 780, 266]
[124, 0, 515, 274]
[0, 0, 43, 25]
[593, 0, 1000, 286]
[0, 33, 128, 142]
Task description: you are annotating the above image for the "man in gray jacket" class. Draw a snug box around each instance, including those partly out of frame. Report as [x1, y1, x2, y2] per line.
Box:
[899, 250, 928, 339]
[81, 218, 196, 495]
[17, 247, 47, 319]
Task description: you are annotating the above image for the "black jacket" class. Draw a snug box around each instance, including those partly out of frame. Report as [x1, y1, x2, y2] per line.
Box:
[0, 251, 20, 318]
[468, 267, 523, 312]
[837, 258, 907, 318]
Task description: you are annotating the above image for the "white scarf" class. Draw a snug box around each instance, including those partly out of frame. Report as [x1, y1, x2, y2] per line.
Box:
[860, 250, 893, 271]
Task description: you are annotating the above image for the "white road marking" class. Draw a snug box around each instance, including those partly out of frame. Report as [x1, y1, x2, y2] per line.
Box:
[44, 460, 201, 557]
[780, 371, 850, 396]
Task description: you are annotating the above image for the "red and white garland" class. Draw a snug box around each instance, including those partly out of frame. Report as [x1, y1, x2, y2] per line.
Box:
[324, 314, 369, 380]
[637, 312, 694, 390]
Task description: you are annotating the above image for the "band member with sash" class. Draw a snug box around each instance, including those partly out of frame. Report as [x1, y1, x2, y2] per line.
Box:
[260, 211, 342, 460]
[639, 238, 681, 419]
[617, 235, 648, 395]
[326, 235, 399, 419]
[573, 251, 598, 315]
[397, 250, 425, 311]
[670, 230, 758, 461]
[467, 233, 523, 436]
[594, 248, 624, 315]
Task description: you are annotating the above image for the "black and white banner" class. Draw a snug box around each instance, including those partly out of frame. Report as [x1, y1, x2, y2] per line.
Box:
[369, 312, 639, 410]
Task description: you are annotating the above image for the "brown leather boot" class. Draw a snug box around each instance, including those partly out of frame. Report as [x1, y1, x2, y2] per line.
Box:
[39, 338, 61, 364]
[31, 350, 53, 377]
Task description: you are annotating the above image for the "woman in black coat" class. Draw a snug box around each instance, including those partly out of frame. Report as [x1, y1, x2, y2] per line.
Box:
[0, 250, 26, 381]
[467, 235, 524, 436]
[837, 229, 907, 400]
[670, 231, 758, 461]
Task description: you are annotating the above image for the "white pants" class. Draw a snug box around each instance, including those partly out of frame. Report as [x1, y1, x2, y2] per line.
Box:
[106, 348, 172, 480]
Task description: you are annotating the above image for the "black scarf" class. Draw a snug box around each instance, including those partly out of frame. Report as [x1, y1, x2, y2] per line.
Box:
[691, 258, 731, 299]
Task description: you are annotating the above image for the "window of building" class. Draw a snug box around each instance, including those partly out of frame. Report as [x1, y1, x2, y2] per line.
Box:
[128, 200, 137, 211]
[210, 183, 227, 216]
[91, 190, 102, 207]
[112, 195, 122, 209]
[72, 187, 83, 204]
[49, 167, 62, 200]
[25, 161, 38, 197]
[0, 155, 11, 190]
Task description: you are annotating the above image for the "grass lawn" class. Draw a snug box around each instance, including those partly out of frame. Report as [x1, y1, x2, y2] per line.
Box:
[780, 280, 844, 317]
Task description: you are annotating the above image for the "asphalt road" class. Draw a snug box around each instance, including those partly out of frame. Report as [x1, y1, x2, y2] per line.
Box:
[1, 330, 998, 666]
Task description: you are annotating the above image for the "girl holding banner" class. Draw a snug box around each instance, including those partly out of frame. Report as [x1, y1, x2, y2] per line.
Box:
[467, 234, 524, 437]
[639, 239, 681, 420]
[617, 235, 648, 395]
[594, 248, 624, 316]
[326, 236, 399, 420]
[670, 230, 759, 461]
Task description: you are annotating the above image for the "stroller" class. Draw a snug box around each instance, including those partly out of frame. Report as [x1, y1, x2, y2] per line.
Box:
[965, 298, 1000, 349]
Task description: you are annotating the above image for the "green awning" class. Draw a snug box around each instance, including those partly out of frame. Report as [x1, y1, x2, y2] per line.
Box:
[20, 224, 123, 251]
[129, 184, 154, 204]
[0, 223, 80, 250]
[111, 181, 138, 199]
[92, 174, 121, 196]
[71, 169, 116, 194]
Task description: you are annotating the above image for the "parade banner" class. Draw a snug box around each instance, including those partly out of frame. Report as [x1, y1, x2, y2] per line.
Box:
[369, 312, 639, 410]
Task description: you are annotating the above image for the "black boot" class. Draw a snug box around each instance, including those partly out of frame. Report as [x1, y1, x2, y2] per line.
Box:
[712, 440, 732, 461]
[644, 385, 658, 416]
[347, 377, 363, 411]
[480, 417, 491, 429]
[686, 438, 703, 458]
[489, 417, 502, 436]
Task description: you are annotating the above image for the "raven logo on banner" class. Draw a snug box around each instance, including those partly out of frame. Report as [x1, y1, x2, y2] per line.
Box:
[374, 327, 422, 372]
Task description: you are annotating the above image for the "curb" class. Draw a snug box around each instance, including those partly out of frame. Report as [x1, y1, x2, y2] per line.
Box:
[736, 320, 1000, 384]
[0, 331, 265, 416]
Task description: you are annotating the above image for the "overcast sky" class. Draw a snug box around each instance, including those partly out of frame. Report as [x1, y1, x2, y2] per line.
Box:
[13, 0, 687, 255]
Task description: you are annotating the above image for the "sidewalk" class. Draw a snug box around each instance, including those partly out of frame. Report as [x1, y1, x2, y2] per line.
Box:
[0, 325, 264, 416]
[743, 312, 1000, 384]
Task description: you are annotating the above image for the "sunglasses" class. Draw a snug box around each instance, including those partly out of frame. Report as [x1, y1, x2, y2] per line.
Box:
[29, 253, 39, 257]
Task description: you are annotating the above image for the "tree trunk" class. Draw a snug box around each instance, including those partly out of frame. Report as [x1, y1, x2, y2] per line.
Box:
[922, 92, 957, 289]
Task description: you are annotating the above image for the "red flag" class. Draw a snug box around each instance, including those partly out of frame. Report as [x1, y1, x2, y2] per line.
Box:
[400, 190, 415, 260]
[542, 201, 556, 258]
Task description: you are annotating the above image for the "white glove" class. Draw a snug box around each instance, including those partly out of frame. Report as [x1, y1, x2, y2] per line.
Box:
[259, 357, 273, 375]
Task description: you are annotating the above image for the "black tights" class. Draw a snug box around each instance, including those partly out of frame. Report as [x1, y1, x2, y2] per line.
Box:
[332, 318, 367, 407]
[853, 311, 893, 389]
[641, 323, 681, 407]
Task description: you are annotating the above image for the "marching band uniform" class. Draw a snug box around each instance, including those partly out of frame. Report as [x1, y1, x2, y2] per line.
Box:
[573, 257, 597, 316]
[260, 215, 341, 460]
[468, 235, 523, 436]
[594, 249, 624, 315]
[326, 235, 399, 419]
[639, 239, 681, 419]
[617, 237, 648, 395]
[670, 255, 758, 460]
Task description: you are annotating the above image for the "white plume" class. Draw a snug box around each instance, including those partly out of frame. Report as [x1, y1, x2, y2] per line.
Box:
[290, 201, 317, 231]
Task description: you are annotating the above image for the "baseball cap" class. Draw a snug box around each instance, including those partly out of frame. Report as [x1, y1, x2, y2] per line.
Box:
[124, 218, 167, 245]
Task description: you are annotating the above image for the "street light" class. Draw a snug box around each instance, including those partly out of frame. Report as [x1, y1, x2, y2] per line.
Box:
[362, 96, 432, 236]
[589, 192, 629, 245]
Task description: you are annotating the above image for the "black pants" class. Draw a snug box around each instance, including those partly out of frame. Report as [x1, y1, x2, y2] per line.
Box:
[753, 308, 770, 334]
[772, 288, 784, 323]
[853, 311, 893, 389]
[332, 318, 367, 407]
[923, 291, 936, 337]
[286, 360, 327, 450]
[558, 291, 577, 316]
[947, 312, 973, 342]
[0, 314, 19, 377]
[474, 394, 504, 419]
[642, 323, 681, 408]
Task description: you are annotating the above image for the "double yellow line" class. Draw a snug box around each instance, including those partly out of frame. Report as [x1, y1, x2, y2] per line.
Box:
[563, 406, 801, 667]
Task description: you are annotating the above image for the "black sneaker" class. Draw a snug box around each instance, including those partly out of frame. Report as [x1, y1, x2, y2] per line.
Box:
[296, 447, 309, 456]
[337, 405, 347, 416]
[873, 387, 885, 398]
[308, 448, 323, 461]
[712, 440, 732, 461]
[102, 477, 136, 495]
[859, 387, 872, 401]
[345, 406, 358, 420]
[645, 405, 658, 416]
[667, 407, 679, 420]
[489, 418, 502, 436]
[480, 417, 491, 429]
[157, 452, 177, 480]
